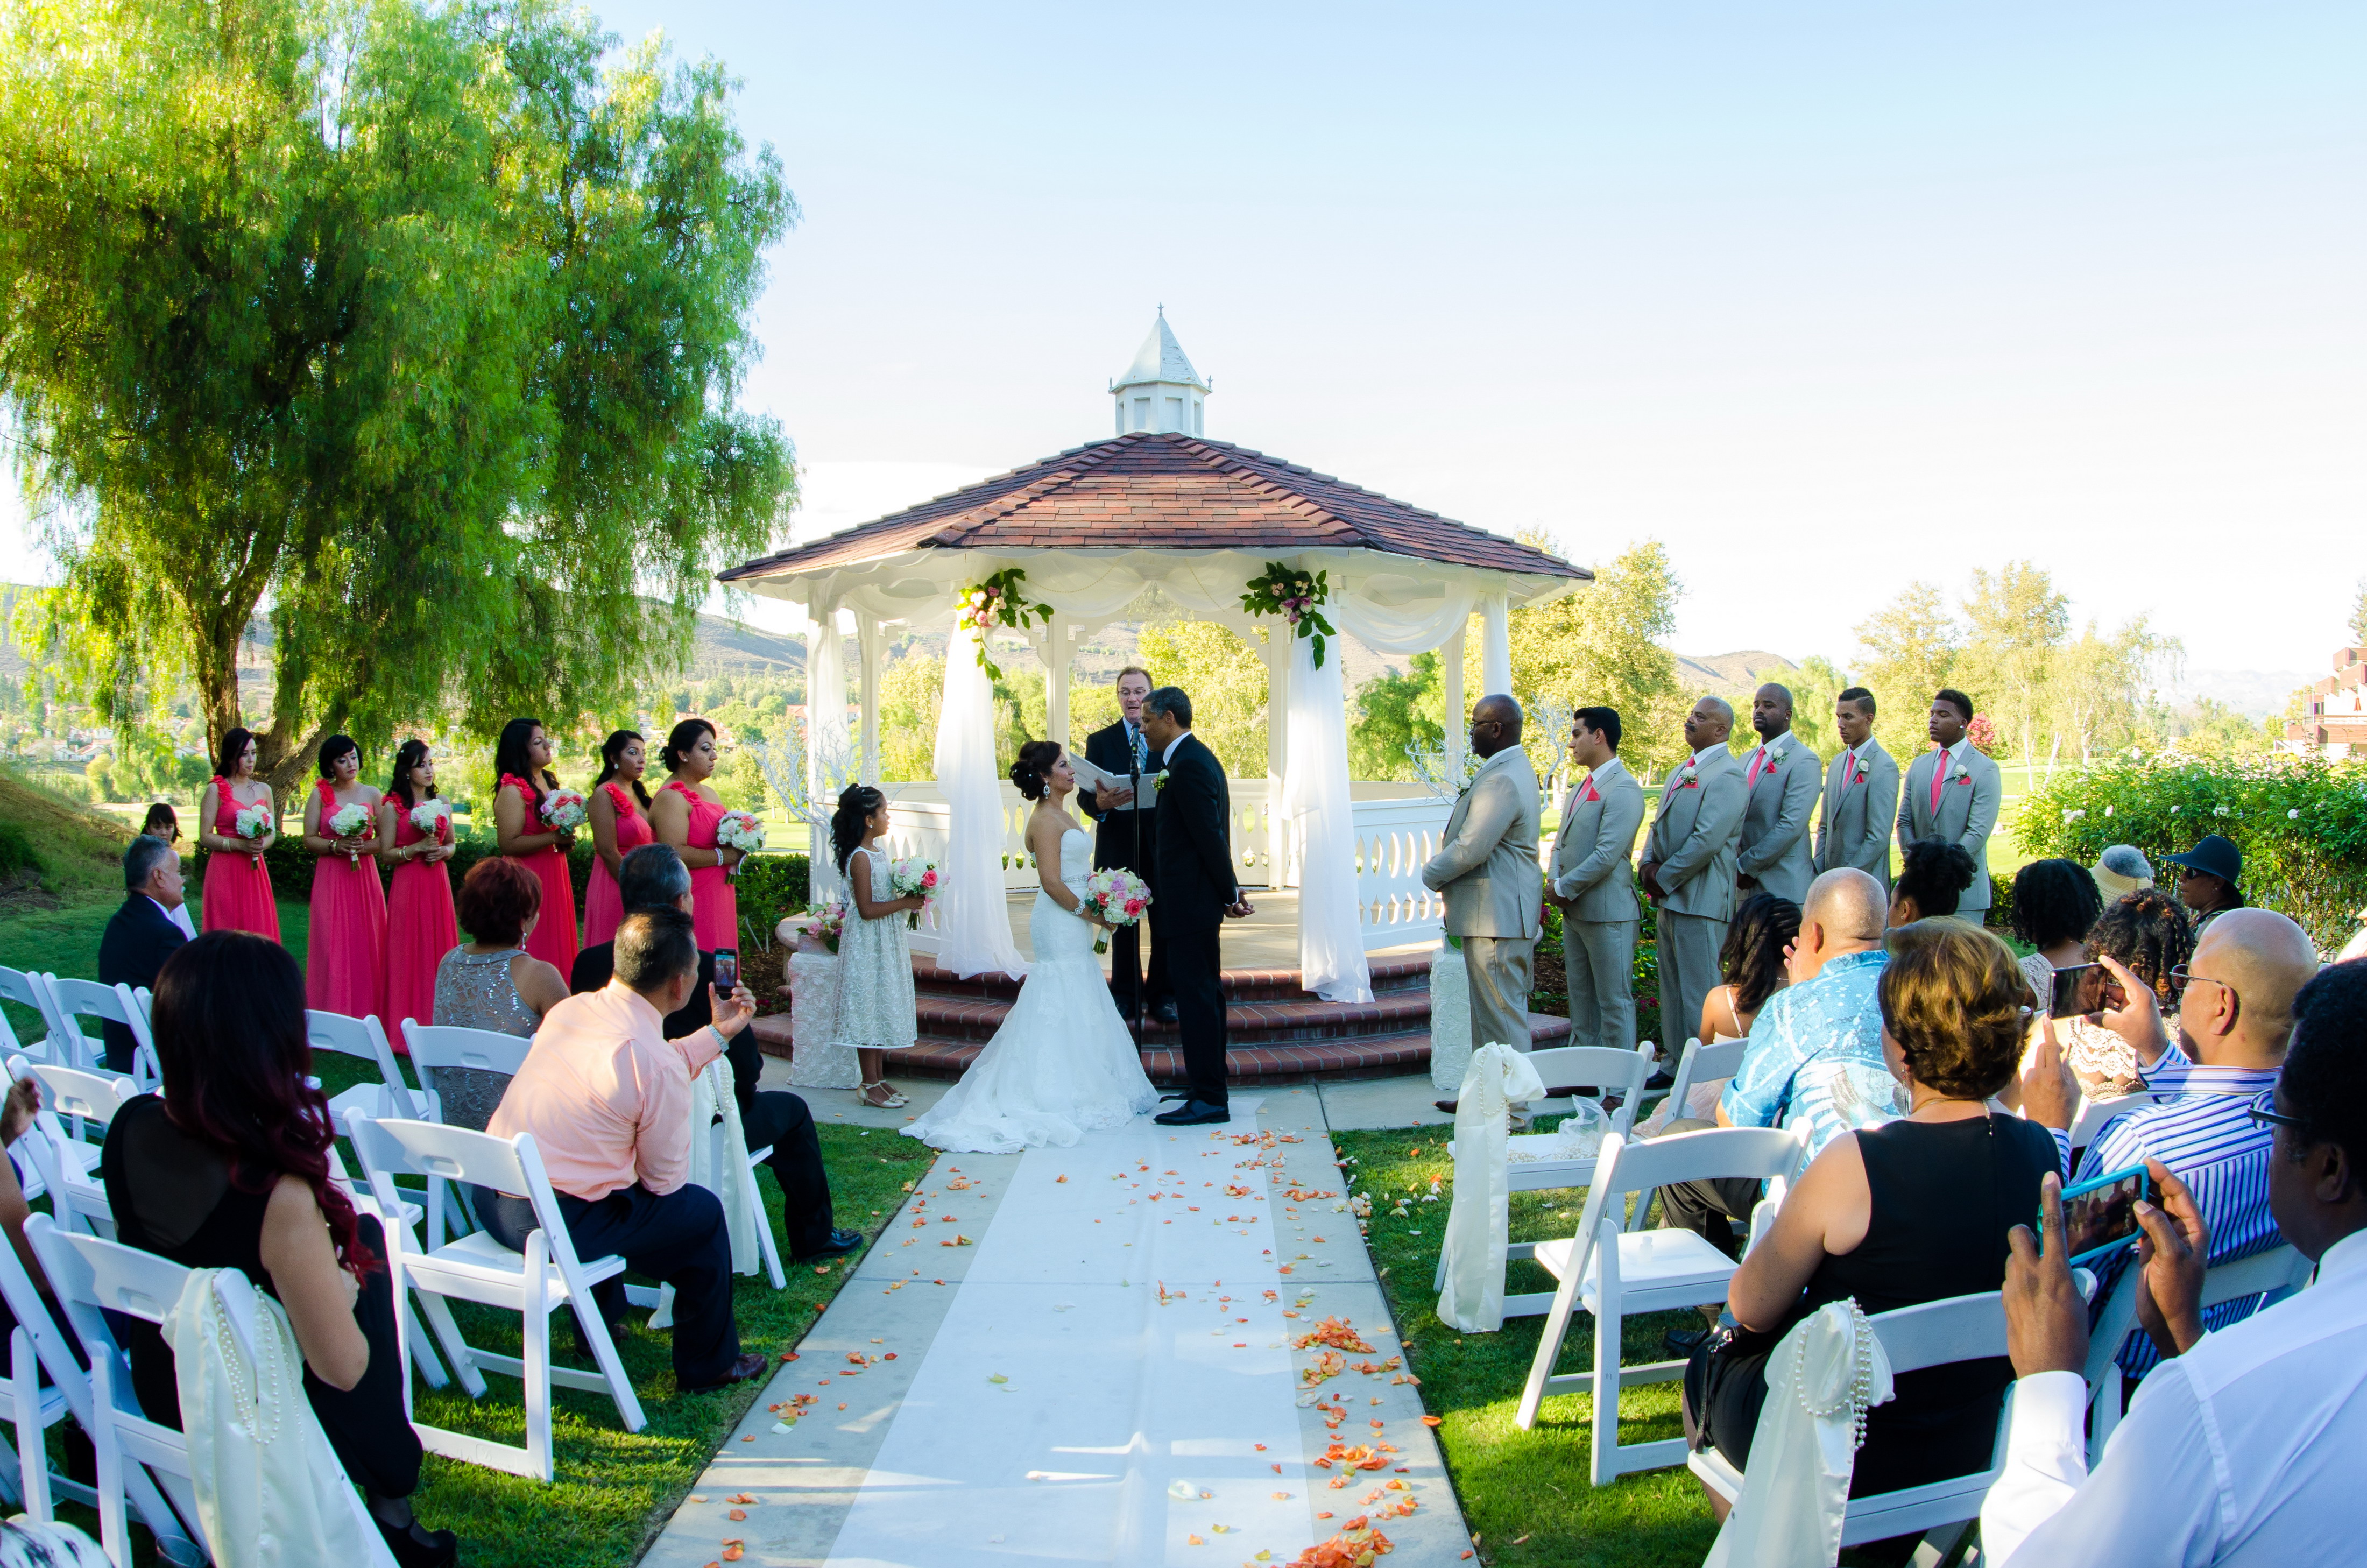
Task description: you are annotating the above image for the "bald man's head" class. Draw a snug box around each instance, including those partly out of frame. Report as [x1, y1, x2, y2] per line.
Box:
[1805, 868, 1889, 943]
[2187, 908, 2321, 1066]
[1683, 696, 1733, 752]
[1469, 693, 1524, 758]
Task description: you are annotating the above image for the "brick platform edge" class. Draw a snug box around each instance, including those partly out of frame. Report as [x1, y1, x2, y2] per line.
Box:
[748, 953, 1573, 1086]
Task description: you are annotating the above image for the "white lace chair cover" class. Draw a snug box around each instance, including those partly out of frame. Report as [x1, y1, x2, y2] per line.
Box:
[1704, 1299, 1895, 1568]
[787, 950, 860, 1089]
[1436, 1041, 1546, 1332]
[1428, 944, 1473, 1093]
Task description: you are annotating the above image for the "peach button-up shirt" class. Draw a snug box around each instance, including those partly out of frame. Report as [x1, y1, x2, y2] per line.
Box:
[488, 980, 725, 1202]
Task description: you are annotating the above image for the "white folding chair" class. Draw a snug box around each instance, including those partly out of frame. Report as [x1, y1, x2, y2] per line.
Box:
[6, 1057, 132, 1239]
[400, 1021, 535, 1246]
[710, 1059, 787, 1291]
[1514, 1124, 1811, 1484]
[0, 969, 69, 1065]
[0, 1215, 197, 1557]
[1433, 1043, 1657, 1312]
[1654, 1037, 1752, 1129]
[2082, 1241, 2311, 1464]
[42, 980, 158, 1088]
[25, 1216, 398, 1567]
[346, 1117, 646, 1481]
[2065, 1092, 2157, 1159]
[309, 1011, 430, 1131]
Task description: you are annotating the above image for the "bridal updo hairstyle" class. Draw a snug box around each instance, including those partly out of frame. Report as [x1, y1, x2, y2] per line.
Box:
[1010, 739, 1063, 802]
[660, 718, 716, 774]
[831, 783, 887, 873]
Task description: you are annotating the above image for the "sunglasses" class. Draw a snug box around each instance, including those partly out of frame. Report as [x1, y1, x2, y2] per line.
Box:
[2246, 1088, 2304, 1135]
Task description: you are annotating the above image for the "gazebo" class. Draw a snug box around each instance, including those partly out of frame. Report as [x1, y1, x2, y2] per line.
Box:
[720, 317, 1586, 1004]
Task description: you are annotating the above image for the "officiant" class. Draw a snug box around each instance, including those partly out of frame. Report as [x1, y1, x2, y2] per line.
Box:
[1079, 666, 1172, 1023]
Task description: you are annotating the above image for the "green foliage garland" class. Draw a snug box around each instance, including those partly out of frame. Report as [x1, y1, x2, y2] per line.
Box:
[955, 569, 1054, 681]
[1239, 562, 1336, 669]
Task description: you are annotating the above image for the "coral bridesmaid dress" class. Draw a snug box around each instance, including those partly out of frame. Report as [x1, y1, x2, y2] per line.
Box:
[381, 800, 457, 1038]
[502, 773, 580, 973]
[306, 779, 387, 1016]
[667, 780, 738, 953]
[199, 776, 281, 942]
[581, 782, 654, 949]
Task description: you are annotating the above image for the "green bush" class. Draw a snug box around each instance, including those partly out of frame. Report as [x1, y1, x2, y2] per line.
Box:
[0, 821, 42, 879]
[732, 852, 811, 948]
[2015, 755, 2367, 953]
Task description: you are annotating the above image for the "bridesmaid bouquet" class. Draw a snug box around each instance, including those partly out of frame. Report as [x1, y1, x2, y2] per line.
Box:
[232, 803, 272, 843]
[1082, 868, 1152, 956]
[326, 802, 372, 864]
[539, 789, 588, 833]
[715, 809, 766, 878]
[409, 800, 453, 844]
[889, 856, 940, 929]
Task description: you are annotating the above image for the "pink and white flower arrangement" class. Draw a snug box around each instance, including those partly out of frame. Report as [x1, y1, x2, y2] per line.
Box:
[1082, 867, 1152, 955]
[716, 809, 766, 878]
[808, 896, 847, 955]
[890, 856, 941, 928]
[409, 799, 452, 840]
[539, 788, 588, 832]
[232, 803, 272, 841]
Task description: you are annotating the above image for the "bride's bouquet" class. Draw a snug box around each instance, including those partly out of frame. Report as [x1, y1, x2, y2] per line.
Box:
[326, 802, 372, 864]
[539, 788, 588, 834]
[890, 856, 940, 928]
[1081, 868, 1151, 956]
[716, 809, 765, 878]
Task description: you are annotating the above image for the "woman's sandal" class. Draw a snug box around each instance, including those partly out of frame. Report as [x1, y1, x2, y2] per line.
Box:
[860, 1080, 909, 1109]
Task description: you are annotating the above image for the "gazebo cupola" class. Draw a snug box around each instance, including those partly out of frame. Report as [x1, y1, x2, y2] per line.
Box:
[1110, 310, 1209, 436]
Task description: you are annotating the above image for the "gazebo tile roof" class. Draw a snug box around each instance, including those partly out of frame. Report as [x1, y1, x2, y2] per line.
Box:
[720, 430, 1585, 583]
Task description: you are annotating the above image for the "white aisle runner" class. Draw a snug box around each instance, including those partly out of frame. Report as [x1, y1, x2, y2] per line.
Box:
[826, 1098, 1319, 1566]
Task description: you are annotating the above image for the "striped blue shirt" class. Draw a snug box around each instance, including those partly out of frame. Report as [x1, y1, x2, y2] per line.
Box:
[2076, 1062, 2283, 1380]
[1720, 949, 1903, 1159]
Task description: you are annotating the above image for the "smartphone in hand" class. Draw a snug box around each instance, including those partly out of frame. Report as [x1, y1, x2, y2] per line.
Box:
[2053, 1163, 2157, 1266]
[712, 949, 739, 998]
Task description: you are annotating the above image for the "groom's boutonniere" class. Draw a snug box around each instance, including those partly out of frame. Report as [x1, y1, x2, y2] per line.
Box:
[1150, 769, 1171, 793]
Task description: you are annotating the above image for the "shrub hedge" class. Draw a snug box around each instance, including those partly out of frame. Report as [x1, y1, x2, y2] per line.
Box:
[2014, 755, 2367, 953]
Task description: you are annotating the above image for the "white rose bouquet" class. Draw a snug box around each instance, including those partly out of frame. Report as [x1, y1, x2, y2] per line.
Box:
[326, 801, 372, 865]
[232, 803, 272, 843]
[715, 809, 765, 878]
[539, 789, 588, 833]
[409, 799, 451, 840]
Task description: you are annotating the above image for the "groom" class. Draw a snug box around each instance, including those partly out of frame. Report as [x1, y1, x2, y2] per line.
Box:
[1139, 686, 1253, 1126]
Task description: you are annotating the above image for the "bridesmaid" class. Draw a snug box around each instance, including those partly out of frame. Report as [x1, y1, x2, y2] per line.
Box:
[194, 726, 281, 941]
[649, 718, 742, 956]
[492, 716, 579, 973]
[378, 739, 458, 1037]
[301, 734, 386, 1016]
[582, 729, 654, 950]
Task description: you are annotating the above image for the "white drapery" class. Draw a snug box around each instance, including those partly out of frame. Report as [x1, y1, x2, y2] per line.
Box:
[932, 620, 1029, 978]
[1282, 633, 1371, 1003]
[1704, 1301, 1895, 1568]
[1436, 1043, 1548, 1333]
[805, 600, 852, 907]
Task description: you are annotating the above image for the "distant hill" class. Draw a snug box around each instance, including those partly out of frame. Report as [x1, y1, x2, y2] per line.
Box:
[1674, 650, 1800, 698]
[690, 612, 806, 679]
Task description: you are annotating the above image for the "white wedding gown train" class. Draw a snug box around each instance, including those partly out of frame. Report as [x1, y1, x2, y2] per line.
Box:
[903, 826, 1159, 1153]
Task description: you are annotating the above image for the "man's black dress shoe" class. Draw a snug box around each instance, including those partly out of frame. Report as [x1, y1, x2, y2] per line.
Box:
[1154, 1099, 1230, 1126]
[794, 1227, 864, 1262]
[680, 1351, 771, 1393]
[1150, 999, 1179, 1025]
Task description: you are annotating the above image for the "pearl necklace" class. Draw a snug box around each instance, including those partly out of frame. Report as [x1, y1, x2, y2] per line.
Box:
[1792, 1299, 1880, 1452]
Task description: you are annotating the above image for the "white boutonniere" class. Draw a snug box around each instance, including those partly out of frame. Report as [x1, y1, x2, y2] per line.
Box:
[1150, 769, 1171, 793]
[1677, 761, 1699, 787]
[1952, 762, 1972, 784]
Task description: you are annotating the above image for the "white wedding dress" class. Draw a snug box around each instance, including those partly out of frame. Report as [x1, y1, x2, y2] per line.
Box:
[904, 825, 1160, 1153]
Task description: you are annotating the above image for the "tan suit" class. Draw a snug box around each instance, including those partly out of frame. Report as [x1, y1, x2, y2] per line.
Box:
[1550, 755, 1646, 1052]
[1814, 739, 1900, 887]
[1641, 745, 1747, 1052]
[1422, 746, 1543, 1055]
[1896, 741, 2003, 913]
[1734, 734, 1822, 906]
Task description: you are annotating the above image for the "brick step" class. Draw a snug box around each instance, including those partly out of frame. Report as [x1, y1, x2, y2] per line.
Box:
[913, 990, 1436, 1047]
[908, 955, 1433, 1007]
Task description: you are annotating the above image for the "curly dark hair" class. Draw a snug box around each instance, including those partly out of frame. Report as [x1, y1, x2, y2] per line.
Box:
[1009, 739, 1063, 802]
[1878, 919, 2033, 1099]
[2011, 858, 2103, 951]
[831, 783, 887, 873]
[2086, 889, 2193, 1005]
[1720, 892, 1801, 1016]
[1896, 837, 1977, 918]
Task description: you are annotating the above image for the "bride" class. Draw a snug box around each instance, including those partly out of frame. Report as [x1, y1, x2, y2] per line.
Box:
[903, 740, 1160, 1153]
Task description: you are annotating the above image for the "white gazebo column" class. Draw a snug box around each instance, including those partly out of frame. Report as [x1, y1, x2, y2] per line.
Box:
[857, 611, 887, 786]
[1442, 624, 1468, 773]
[1263, 630, 1292, 887]
[1481, 590, 1513, 696]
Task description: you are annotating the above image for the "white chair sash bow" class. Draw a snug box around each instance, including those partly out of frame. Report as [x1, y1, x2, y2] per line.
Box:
[1436, 1042, 1546, 1332]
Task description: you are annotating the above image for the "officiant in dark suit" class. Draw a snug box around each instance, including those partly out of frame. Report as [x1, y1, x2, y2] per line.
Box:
[97, 833, 188, 1072]
[1078, 666, 1174, 1023]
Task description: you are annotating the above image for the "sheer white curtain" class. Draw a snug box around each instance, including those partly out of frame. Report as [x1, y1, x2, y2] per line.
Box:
[1282, 633, 1371, 1003]
[932, 621, 1028, 978]
[806, 601, 853, 906]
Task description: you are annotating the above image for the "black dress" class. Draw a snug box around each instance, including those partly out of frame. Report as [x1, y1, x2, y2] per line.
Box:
[1687, 1113, 2060, 1496]
[99, 1094, 422, 1499]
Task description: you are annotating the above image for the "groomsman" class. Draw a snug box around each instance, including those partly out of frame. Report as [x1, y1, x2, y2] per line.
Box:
[1638, 697, 1748, 1051]
[1896, 687, 2002, 916]
[1421, 695, 1544, 1056]
[1734, 683, 1821, 906]
[1814, 686, 1899, 886]
[1079, 666, 1170, 1022]
[1547, 707, 1645, 1053]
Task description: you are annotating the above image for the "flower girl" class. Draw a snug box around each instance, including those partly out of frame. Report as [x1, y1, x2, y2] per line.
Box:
[831, 785, 923, 1108]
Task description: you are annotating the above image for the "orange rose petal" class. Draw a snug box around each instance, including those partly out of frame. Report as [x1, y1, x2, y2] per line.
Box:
[727, 1509, 746, 1521]
[721, 1547, 744, 1563]
[1420, 1415, 1443, 1427]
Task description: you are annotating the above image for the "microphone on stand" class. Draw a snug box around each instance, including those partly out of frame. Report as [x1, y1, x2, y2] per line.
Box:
[1129, 724, 1146, 1053]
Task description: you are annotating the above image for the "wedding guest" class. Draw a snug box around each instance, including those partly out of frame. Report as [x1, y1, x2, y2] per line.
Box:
[96, 834, 187, 1071]
[377, 740, 457, 1037]
[1078, 667, 1168, 1022]
[1634, 891, 1797, 1138]
[139, 802, 180, 846]
[1422, 695, 1544, 1056]
[1547, 706, 1645, 1055]
[1896, 689, 2001, 917]
[1814, 687, 1899, 887]
[583, 730, 654, 949]
[1639, 696, 1748, 1048]
[492, 716, 578, 973]
[300, 734, 386, 1018]
[829, 785, 921, 1110]
[2162, 833, 2245, 940]
[194, 726, 279, 941]
[1735, 683, 1821, 905]
[102, 932, 457, 1566]
[650, 719, 742, 957]
[2034, 889, 2193, 1099]
[2090, 843, 2156, 902]
[2009, 859, 2104, 1018]
[1888, 837, 1975, 926]
[431, 857, 567, 1131]
[481, 907, 770, 1394]
[1685, 918, 2058, 1507]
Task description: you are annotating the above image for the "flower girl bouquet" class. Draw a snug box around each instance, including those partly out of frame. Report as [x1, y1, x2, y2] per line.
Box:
[1081, 867, 1151, 956]
[890, 856, 940, 928]
[715, 809, 766, 878]
[326, 801, 373, 864]
[539, 788, 588, 833]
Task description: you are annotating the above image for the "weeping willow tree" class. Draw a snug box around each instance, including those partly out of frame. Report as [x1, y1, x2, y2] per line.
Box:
[0, 0, 794, 789]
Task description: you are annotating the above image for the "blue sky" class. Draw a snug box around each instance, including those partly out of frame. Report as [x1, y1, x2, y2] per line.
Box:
[6, 2, 2360, 690]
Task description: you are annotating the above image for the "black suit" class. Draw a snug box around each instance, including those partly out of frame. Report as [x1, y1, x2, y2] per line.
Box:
[1151, 733, 1237, 1107]
[96, 895, 185, 1072]
[1078, 718, 1167, 1008]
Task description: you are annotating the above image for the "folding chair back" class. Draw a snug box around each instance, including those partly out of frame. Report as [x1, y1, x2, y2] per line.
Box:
[2083, 1241, 2311, 1463]
[1663, 1036, 1750, 1121]
[1593, 1122, 1806, 1203]
[19, 1062, 135, 1134]
[0, 969, 67, 1064]
[1524, 1043, 1659, 1114]
[2067, 1092, 2157, 1154]
[44, 980, 154, 1079]
[401, 1020, 535, 1079]
[310, 1010, 427, 1125]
